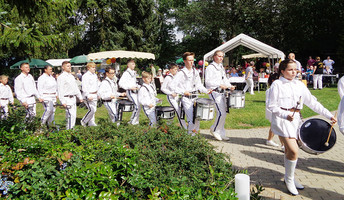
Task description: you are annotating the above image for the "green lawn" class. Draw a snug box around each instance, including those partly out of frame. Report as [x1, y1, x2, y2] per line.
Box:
[32, 87, 340, 130]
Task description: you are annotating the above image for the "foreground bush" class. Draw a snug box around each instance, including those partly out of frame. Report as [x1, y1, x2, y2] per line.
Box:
[0, 109, 262, 199]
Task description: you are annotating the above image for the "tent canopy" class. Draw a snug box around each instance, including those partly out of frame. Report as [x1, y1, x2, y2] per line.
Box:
[203, 33, 285, 61]
[87, 50, 155, 60]
[45, 59, 71, 67]
[242, 53, 268, 59]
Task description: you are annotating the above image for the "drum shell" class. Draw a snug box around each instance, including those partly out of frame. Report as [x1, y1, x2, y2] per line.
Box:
[156, 106, 175, 119]
[195, 98, 215, 121]
[227, 90, 245, 109]
[118, 99, 134, 112]
[297, 118, 336, 155]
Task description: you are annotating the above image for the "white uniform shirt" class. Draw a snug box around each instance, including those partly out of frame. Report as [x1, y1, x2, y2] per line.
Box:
[0, 83, 14, 104]
[81, 71, 100, 98]
[98, 77, 120, 100]
[14, 73, 40, 103]
[37, 73, 57, 97]
[138, 83, 158, 107]
[57, 72, 82, 105]
[245, 67, 253, 79]
[118, 68, 139, 90]
[205, 62, 232, 89]
[161, 74, 175, 95]
[338, 76, 344, 99]
[171, 67, 207, 94]
[267, 77, 333, 120]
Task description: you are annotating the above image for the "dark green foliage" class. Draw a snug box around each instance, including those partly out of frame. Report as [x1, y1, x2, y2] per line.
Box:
[0, 108, 262, 199]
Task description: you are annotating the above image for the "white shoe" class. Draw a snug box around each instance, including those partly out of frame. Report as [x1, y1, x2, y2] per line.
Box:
[294, 180, 304, 190]
[281, 146, 285, 152]
[266, 140, 279, 147]
[210, 129, 222, 141]
[80, 120, 86, 127]
[221, 136, 230, 141]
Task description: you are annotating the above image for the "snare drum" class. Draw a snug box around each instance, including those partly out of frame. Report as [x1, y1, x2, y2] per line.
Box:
[156, 106, 175, 120]
[118, 99, 134, 112]
[298, 118, 336, 155]
[194, 98, 215, 121]
[227, 90, 245, 109]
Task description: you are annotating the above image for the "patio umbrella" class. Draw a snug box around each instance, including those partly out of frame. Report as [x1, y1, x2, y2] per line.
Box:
[70, 55, 102, 65]
[10, 58, 53, 69]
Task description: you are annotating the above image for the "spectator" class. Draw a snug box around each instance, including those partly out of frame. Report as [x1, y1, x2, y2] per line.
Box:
[323, 56, 335, 72]
[313, 57, 324, 90]
[305, 65, 313, 84]
[230, 68, 239, 77]
[307, 56, 315, 67]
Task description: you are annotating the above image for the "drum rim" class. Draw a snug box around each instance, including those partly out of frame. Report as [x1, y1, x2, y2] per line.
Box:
[298, 118, 336, 154]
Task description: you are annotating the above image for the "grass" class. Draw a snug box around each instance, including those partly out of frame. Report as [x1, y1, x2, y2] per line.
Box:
[31, 86, 340, 130]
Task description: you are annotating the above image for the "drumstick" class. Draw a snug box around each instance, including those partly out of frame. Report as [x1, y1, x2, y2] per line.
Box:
[292, 96, 302, 117]
[325, 112, 337, 146]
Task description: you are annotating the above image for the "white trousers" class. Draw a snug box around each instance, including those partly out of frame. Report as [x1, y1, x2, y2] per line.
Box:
[82, 93, 98, 126]
[142, 105, 157, 126]
[22, 96, 36, 119]
[103, 100, 118, 123]
[167, 95, 187, 129]
[127, 91, 141, 125]
[182, 97, 199, 134]
[0, 101, 9, 120]
[313, 74, 323, 89]
[243, 78, 254, 94]
[64, 96, 77, 130]
[41, 95, 56, 126]
[209, 92, 227, 137]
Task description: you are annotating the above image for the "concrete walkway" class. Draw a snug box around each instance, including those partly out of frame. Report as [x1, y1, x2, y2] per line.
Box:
[201, 111, 344, 200]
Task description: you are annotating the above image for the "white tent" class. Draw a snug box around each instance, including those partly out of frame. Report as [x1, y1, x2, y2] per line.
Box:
[203, 33, 285, 61]
[87, 50, 155, 60]
[242, 53, 268, 59]
[45, 58, 71, 67]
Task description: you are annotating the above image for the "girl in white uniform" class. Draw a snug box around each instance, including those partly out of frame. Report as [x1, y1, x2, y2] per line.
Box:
[161, 64, 187, 129]
[37, 65, 57, 126]
[138, 71, 160, 126]
[267, 59, 336, 195]
[0, 75, 14, 119]
[98, 66, 126, 123]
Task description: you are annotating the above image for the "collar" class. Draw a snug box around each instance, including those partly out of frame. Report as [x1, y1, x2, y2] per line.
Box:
[211, 61, 222, 70]
[279, 76, 297, 83]
[21, 72, 29, 77]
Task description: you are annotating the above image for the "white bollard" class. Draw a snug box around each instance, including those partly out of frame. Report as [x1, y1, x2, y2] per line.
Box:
[235, 173, 250, 200]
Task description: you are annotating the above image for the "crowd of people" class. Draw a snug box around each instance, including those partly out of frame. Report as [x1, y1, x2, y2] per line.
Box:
[0, 51, 340, 197]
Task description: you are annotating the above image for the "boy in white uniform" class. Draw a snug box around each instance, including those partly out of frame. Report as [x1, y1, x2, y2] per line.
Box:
[98, 66, 126, 123]
[205, 50, 235, 141]
[138, 71, 160, 126]
[0, 75, 14, 119]
[118, 59, 141, 125]
[161, 63, 187, 129]
[57, 61, 83, 130]
[171, 52, 211, 135]
[37, 65, 57, 126]
[14, 62, 43, 119]
[81, 62, 100, 126]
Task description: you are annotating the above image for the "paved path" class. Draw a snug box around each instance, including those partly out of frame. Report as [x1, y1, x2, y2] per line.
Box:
[200, 111, 344, 200]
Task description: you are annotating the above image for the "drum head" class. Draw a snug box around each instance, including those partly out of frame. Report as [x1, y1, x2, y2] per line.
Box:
[156, 106, 174, 112]
[118, 99, 133, 105]
[299, 118, 336, 153]
[196, 98, 214, 105]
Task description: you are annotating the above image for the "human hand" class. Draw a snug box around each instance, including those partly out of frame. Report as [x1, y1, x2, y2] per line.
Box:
[287, 115, 294, 121]
[22, 102, 28, 108]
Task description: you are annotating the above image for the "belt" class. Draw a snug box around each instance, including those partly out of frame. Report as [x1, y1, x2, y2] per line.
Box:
[190, 91, 197, 94]
[0, 98, 8, 100]
[89, 92, 97, 94]
[102, 99, 112, 102]
[64, 95, 75, 98]
[43, 93, 56, 95]
[184, 94, 198, 99]
[281, 107, 300, 112]
[26, 95, 35, 98]
[213, 88, 225, 93]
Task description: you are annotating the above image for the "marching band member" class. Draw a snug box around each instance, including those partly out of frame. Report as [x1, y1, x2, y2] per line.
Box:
[138, 71, 160, 126]
[267, 59, 336, 195]
[161, 63, 187, 129]
[81, 62, 100, 126]
[119, 59, 141, 125]
[57, 61, 83, 130]
[205, 50, 235, 141]
[14, 62, 43, 119]
[171, 52, 211, 135]
[98, 66, 126, 123]
[0, 75, 14, 119]
[37, 65, 57, 126]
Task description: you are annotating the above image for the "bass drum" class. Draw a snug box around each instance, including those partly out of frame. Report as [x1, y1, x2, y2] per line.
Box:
[298, 118, 336, 155]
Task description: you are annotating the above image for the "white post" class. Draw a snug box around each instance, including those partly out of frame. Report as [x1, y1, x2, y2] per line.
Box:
[235, 173, 250, 200]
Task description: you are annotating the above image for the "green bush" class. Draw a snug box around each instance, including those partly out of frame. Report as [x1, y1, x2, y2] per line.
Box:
[0, 109, 263, 199]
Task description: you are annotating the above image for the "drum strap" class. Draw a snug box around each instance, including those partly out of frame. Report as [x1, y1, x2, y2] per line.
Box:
[104, 78, 117, 94]
[142, 85, 156, 100]
[181, 68, 197, 91]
